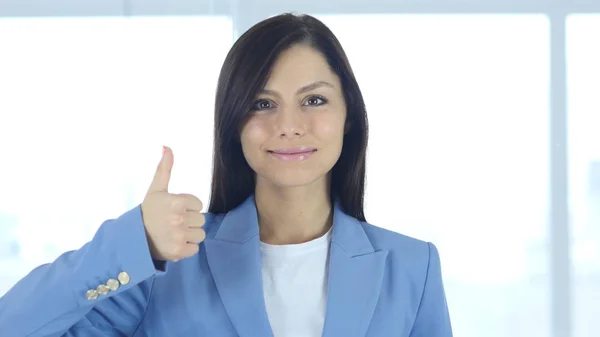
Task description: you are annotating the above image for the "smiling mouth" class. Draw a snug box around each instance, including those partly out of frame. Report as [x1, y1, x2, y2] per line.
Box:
[268, 147, 317, 161]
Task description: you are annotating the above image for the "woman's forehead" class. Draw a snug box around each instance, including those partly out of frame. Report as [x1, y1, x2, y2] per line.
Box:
[263, 45, 340, 91]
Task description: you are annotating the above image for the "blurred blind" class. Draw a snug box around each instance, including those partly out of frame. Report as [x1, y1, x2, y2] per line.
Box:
[566, 13, 600, 337]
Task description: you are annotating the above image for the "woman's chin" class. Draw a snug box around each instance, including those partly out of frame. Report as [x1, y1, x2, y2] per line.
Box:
[258, 171, 328, 189]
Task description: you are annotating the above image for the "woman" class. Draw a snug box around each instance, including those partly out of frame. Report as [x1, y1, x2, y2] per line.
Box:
[0, 13, 452, 337]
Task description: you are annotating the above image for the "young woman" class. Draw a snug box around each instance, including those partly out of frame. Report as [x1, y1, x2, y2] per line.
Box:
[0, 13, 452, 337]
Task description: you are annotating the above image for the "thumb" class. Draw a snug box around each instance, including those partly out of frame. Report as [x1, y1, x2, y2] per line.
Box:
[148, 146, 173, 193]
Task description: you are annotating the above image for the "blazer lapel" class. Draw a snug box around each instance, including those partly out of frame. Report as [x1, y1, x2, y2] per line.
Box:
[204, 196, 274, 337]
[321, 202, 388, 337]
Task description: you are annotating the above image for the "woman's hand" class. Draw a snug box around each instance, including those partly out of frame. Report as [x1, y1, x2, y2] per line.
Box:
[141, 146, 206, 262]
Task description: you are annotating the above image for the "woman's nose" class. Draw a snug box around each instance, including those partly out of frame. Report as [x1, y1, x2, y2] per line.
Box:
[276, 107, 305, 139]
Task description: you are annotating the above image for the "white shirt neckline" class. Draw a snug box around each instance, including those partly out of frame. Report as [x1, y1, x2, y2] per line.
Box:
[260, 226, 333, 258]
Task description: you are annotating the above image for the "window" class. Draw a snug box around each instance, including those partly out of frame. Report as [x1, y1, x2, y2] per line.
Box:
[0, 15, 233, 295]
[318, 14, 551, 337]
[1, 4, 598, 336]
[566, 14, 600, 337]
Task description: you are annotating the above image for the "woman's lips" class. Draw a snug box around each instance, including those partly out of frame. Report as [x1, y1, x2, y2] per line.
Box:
[268, 147, 317, 161]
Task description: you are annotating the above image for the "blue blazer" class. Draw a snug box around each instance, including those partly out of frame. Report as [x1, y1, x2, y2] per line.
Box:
[0, 196, 452, 337]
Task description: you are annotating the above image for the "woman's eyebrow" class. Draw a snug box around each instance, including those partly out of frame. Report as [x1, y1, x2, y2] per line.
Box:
[259, 80, 334, 97]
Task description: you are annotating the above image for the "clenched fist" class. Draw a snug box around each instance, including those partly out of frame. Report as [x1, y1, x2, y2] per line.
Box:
[141, 146, 206, 262]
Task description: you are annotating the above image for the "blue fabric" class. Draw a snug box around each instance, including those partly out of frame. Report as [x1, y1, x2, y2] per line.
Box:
[0, 195, 452, 337]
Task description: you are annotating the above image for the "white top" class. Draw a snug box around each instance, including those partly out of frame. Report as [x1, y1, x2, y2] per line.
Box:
[260, 227, 333, 337]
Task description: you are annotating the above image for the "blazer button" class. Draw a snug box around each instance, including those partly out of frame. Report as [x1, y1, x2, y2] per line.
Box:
[97, 284, 109, 295]
[118, 271, 130, 285]
[86, 289, 99, 300]
[106, 278, 120, 291]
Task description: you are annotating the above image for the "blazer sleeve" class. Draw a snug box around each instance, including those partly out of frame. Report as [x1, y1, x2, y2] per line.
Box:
[409, 242, 453, 337]
[0, 205, 164, 337]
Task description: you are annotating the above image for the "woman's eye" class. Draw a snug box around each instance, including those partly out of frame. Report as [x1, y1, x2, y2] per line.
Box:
[304, 96, 327, 106]
[252, 99, 274, 111]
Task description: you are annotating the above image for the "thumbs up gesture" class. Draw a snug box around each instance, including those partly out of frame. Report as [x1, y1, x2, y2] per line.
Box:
[141, 146, 206, 262]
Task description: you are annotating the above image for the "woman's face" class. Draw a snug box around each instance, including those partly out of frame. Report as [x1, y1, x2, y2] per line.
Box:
[240, 44, 347, 189]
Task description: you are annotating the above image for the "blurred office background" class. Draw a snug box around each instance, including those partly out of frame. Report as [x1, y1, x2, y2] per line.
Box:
[0, 0, 598, 336]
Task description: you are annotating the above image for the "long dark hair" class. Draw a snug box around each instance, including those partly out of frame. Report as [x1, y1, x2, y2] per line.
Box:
[208, 13, 369, 222]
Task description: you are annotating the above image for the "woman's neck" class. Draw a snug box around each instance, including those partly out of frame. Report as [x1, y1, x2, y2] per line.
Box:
[255, 176, 333, 245]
